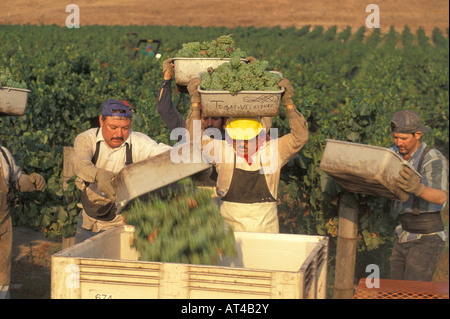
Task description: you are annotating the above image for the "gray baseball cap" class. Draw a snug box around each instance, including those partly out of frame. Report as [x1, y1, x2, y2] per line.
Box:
[390, 110, 430, 134]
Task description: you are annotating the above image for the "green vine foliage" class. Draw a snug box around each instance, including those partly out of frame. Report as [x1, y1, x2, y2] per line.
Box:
[0, 25, 448, 285]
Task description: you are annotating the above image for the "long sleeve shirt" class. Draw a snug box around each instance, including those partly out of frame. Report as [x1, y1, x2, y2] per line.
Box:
[390, 142, 448, 243]
[156, 79, 186, 132]
[0, 146, 36, 192]
[71, 128, 171, 200]
[1, 146, 24, 190]
[188, 106, 309, 200]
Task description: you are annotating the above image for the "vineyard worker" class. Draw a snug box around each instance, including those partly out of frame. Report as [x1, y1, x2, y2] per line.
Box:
[187, 77, 309, 233]
[0, 146, 46, 299]
[157, 58, 272, 186]
[71, 99, 171, 244]
[389, 110, 448, 281]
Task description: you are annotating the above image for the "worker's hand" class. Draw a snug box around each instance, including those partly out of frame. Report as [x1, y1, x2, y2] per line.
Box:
[96, 169, 117, 200]
[397, 165, 424, 196]
[278, 77, 294, 107]
[163, 58, 174, 79]
[187, 77, 202, 105]
[29, 173, 46, 191]
[245, 56, 257, 65]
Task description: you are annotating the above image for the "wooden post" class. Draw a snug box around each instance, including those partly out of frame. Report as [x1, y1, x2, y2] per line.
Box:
[62, 146, 75, 249]
[333, 197, 358, 299]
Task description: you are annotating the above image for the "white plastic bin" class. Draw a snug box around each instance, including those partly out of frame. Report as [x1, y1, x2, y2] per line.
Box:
[198, 71, 283, 117]
[320, 139, 420, 201]
[173, 58, 245, 86]
[0, 86, 31, 116]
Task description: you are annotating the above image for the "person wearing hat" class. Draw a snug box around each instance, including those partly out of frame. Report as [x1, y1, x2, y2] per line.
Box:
[0, 146, 46, 298]
[389, 109, 448, 281]
[71, 99, 171, 244]
[157, 59, 272, 188]
[186, 77, 309, 233]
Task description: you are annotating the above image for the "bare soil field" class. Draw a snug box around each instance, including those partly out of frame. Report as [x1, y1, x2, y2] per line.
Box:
[1, 0, 448, 34]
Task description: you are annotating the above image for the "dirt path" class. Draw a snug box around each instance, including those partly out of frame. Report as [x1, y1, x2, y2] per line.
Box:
[1, 0, 448, 34]
[10, 226, 61, 299]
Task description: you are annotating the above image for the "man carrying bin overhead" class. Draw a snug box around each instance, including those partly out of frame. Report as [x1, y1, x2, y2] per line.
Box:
[157, 57, 272, 187]
[186, 77, 309, 233]
[389, 110, 448, 281]
[157, 58, 272, 138]
[71, 99, 171, 244]
[0, 146, 46, 299]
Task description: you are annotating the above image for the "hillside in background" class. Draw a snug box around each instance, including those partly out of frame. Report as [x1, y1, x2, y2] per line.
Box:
[1, 0, 448, 35]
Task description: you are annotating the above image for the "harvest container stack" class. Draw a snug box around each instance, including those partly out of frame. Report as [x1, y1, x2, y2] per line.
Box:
[172, 35, 284, 118]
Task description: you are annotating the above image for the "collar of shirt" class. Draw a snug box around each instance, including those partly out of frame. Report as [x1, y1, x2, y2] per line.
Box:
[225, 134, 270, 166]
[93, 129, 133, 173]
[392, 141, 427, 170]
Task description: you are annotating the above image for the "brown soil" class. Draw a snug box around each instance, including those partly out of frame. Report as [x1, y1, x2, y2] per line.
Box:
[0, 0, 448, 35]
[10, 226, 61, 299]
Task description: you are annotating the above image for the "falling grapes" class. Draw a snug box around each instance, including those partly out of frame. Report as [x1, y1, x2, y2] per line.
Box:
[122, 178, 237, 265]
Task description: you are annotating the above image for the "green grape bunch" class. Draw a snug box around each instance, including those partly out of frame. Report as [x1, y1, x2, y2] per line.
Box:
[176, 34, 247, 59]
[122, 178, 237, 265]
[200, 58, 281, 95]
[0, 68, 27, 89]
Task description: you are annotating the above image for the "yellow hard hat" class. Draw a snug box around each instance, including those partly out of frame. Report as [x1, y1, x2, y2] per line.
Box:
[225, 117, 263, 140]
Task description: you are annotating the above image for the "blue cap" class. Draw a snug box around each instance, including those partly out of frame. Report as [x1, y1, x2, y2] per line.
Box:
[102, 99, 133, 118]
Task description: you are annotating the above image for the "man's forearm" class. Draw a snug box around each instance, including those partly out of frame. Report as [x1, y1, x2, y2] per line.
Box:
[416, 186, 448, 206]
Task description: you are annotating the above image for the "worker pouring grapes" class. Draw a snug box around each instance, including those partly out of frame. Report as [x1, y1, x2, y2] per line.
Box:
[187, 77, 309, 233]
[71, 100, 171, 244]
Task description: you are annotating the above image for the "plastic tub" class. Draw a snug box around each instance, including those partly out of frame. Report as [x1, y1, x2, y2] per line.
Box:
[198, 71, 284, 117]
[173, 58, 246, 86]
[320, 139, 420, 202]
[0, 86, 31, 116]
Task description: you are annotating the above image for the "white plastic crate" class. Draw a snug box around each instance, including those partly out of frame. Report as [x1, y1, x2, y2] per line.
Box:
[173, 58, 245, 86]
[320, 139, 420, 201]
[0, 86, 31, 116]
[51, 226, 328, 299]
[198, 71, 283, 117]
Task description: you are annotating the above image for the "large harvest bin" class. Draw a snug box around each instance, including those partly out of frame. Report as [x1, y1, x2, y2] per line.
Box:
[173, 58, 246, 86]
[0, 86, 31, 116]
[320, 139, 420, 202]
[51, 226, 328, 299]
